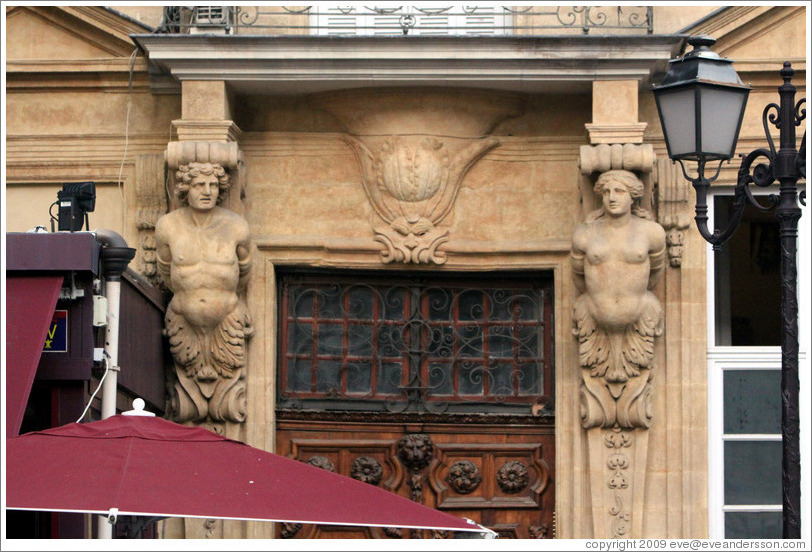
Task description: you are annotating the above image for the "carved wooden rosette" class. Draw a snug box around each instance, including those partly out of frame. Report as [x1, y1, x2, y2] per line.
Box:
[161, 141, 252, 431]
[576, 144, 661, 538]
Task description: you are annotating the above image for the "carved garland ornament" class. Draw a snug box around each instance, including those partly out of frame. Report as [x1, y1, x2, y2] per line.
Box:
[605, 428, 633, 539]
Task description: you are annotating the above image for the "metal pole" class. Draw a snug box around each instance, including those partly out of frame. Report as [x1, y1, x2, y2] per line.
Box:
[92, 232, 135, 539]
[773, 62, 802, 539]
[96, 278, 121, 540]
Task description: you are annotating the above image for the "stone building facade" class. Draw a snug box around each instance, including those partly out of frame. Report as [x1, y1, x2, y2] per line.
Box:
[4, 4, 809, 540]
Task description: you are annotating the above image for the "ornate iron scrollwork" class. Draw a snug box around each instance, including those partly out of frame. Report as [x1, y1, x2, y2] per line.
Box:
[278, 275, 553, 415]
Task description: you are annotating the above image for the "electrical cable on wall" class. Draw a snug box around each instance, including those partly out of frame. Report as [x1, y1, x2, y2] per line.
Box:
[116, 48, 138, 223]
[76, 352, 111, 423]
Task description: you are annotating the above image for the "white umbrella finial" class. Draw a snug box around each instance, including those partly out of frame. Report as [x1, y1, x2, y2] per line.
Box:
[122, 398, 155, 417]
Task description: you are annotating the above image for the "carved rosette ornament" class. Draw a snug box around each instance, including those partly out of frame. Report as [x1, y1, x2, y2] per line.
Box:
[496, 461, 529, 494]
[350, 456, 383, 485]
[397, 433, 434, 503]
[445, 460, 482, 494]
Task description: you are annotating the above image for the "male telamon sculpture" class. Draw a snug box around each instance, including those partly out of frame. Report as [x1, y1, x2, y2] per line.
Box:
[155, 162, 252, 424]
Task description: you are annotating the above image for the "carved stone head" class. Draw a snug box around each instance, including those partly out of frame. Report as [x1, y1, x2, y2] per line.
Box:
[175, 162, 231, 206]
[594, 169, 650, 220]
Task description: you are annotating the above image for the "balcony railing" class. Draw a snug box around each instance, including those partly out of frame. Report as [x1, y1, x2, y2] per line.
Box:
[156, 5, 653, 36]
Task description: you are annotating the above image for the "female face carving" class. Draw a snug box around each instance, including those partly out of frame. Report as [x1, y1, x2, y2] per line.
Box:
[601, 179, 632, 217]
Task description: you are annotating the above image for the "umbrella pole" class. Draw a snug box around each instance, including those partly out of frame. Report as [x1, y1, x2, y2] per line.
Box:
[93, 232, 134, 539]
[99, 278, 121, 421]
[97, 277, 122, 539]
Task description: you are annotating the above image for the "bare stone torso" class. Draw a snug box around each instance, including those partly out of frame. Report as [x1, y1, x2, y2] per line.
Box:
[580, 218, 654, 330]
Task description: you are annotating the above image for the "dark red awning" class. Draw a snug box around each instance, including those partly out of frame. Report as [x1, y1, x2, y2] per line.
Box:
[5, 276, 63, 437]
[6, 415, 492, 534]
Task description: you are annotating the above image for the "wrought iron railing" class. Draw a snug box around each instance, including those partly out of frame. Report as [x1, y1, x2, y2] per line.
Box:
[156, 5, 653, 36]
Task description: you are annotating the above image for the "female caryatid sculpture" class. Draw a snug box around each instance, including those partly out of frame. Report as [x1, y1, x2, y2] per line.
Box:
[570, 170, 666, 429]
[155, 162, 253, 424]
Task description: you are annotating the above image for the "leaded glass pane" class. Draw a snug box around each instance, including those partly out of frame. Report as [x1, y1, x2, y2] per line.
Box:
[278, 271, 553, 414]
[378, 362, 404, 394]
[346, 361, 372, 394]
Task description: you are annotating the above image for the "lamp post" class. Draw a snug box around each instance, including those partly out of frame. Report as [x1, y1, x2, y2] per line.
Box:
[653, 35, 806, 539]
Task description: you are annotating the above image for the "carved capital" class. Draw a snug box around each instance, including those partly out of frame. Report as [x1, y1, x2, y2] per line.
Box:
[578, 144, 655, 175]
[166, 140, 241, 171]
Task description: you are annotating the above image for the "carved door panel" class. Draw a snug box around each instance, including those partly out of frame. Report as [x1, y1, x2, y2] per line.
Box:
[274, 419, 554, 539]
[275, 270, 555, 539]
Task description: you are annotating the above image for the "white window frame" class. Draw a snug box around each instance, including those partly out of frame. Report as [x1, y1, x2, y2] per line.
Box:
[706, 185, 810, 539]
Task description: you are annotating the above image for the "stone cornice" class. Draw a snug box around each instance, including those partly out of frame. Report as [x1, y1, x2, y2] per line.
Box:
[131, 34, 686, 95]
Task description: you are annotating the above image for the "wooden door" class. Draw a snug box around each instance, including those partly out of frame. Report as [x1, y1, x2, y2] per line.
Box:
[275, 270, 555, 539]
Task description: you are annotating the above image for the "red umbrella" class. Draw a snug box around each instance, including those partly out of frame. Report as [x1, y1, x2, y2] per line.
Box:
[5, 414, 491, 535]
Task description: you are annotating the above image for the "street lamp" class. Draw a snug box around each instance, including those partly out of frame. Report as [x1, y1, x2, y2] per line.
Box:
[653, 35, 806, 539]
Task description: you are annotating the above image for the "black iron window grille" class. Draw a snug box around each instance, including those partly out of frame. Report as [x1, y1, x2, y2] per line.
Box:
[277, 271, 554, 415]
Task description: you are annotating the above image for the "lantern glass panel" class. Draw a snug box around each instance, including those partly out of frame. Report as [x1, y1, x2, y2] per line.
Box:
[700, 86, 747, 159]
[656, 87, 696, 159]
